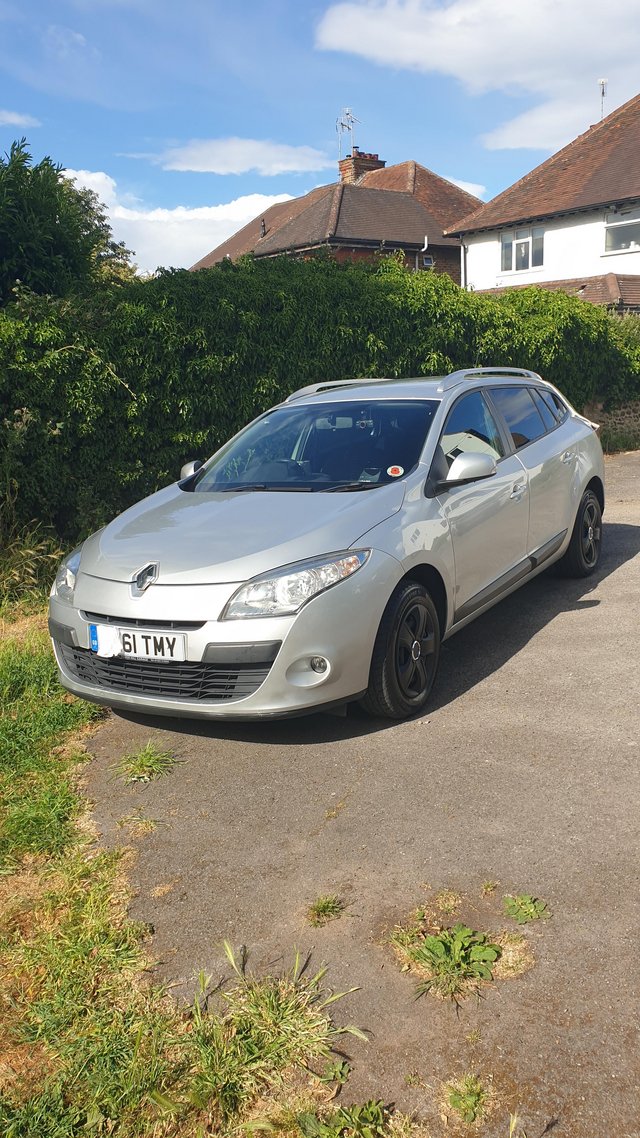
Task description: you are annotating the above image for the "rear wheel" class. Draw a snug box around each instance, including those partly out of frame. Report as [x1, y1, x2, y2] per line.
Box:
[557, 489, 602, 577]
[360, 581, 440, 719]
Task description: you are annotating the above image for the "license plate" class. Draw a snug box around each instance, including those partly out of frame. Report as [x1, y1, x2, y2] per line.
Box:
[89, 624, 186, 661]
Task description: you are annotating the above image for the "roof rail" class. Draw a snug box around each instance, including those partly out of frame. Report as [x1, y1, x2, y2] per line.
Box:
[439, 366, 543, 391]
[285, 377, 395, 403]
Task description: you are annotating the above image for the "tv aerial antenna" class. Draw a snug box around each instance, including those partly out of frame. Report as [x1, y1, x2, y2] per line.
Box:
[336, 108, 361, 158]
[598, 78, 608, 120]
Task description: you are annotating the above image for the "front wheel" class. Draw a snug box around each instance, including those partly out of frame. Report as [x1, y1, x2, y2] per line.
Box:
[360, 581, 441, 719]
[557, 489, 602, 577]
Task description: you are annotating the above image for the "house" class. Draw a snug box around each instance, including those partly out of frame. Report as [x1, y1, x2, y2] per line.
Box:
[191, 148, 482, 284]
[447, 92, 640, 311]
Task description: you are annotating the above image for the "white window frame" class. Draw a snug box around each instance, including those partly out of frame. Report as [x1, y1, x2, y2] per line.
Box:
[604, 207, 640, 255]
[500, 226, 544, 272]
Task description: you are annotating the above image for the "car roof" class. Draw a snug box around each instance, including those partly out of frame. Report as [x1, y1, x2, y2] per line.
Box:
[284, 368, 548, 406]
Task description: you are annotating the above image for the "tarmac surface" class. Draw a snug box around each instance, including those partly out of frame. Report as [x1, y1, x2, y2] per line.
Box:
[86, 451, 640, 1138]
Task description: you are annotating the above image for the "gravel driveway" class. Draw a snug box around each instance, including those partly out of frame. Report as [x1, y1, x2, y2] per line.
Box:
[86, 451, 640, 1138]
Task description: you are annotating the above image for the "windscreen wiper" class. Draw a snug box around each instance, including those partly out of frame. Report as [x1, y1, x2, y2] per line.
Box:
[323, 481, 383, 492]
[216, 484, 313, 492]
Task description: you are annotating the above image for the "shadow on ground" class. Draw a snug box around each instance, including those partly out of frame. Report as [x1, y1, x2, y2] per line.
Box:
[115, 520, 640, 745]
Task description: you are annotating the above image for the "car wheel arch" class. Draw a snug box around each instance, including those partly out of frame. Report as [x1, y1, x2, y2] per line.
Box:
[586, 475, 604, 515]
[403, 563, 448, 638]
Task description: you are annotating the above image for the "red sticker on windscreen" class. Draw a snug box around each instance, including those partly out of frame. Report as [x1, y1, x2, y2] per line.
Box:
[387, 465, 404, 477]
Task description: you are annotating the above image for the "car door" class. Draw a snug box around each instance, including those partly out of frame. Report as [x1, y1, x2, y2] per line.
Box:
[487, 385, 576, 562]
[434, 389, 530, 622]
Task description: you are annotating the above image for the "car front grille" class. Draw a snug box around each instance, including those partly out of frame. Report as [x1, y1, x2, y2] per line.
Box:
[83, 611, 205, 631]
[57, 644, 274, 702]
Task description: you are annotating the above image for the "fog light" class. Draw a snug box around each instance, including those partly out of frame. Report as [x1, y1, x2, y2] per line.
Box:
[310, 656, 328, 674]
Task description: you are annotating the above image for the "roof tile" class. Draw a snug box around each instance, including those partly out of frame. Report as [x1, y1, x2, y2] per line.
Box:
[448, 92, 640, 235]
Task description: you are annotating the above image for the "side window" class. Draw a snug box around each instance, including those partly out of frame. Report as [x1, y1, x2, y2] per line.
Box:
[489, 386, 546, 449]
[542, 389, 569, 423]
[530, 388, 558, 431]
[440, 390, 505, 467]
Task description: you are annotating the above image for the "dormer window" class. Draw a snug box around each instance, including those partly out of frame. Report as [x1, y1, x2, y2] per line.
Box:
[605, 207, 640, 252]
[501, 226, 544, 272]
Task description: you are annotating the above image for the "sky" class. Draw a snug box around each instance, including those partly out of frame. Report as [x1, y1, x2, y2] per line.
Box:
[2, 0, 640, 273]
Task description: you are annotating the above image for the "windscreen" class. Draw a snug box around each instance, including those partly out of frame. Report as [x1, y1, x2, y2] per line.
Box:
[192, 400, 438, 492]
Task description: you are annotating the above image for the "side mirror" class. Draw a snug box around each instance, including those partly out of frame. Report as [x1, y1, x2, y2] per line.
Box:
[180, 459, 203, 480]
[437, 451, 497, 490]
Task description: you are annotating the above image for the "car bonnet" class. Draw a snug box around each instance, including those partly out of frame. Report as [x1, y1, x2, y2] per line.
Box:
[77, 480, 406, 586]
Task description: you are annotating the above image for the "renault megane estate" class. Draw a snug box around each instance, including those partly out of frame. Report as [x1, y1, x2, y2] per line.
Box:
[49, 367, 604, 720]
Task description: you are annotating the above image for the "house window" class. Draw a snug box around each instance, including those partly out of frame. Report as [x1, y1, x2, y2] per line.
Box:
[605, 207, 640, 252]
[501, 226, 544, 271]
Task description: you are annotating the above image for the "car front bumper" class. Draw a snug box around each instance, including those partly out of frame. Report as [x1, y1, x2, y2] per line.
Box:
[49, 550, 401, 719]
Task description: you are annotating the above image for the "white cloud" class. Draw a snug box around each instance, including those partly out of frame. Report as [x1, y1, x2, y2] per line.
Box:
[0, 109, 40, 127]
[156, 137, 334, 176]
[445, 176, 486, 199]
[64, 168, 292, 273]
[316, 0, 640, 150]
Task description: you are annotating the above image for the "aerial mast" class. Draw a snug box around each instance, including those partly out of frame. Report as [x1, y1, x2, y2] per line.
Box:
[336, 108, 361, 158]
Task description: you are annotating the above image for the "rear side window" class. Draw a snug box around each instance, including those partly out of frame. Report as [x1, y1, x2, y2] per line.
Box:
[489, 386, 547, 449]
[538, 387, 569, 423]
[530, 387, 558, 430]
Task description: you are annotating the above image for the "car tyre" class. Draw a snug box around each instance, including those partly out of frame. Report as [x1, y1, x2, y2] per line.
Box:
[360, 581, 440, 719]
[556, 489, 602, 577]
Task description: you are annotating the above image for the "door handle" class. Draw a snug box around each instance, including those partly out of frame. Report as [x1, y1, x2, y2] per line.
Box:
[562, 450, 575, 464]
[510, 481, 526, 499]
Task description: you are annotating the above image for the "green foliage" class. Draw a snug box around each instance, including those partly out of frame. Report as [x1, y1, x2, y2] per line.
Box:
[502, 894, 550, 924]
[110, 742, 178, 784]
[393, 921, 502, 1000]
[0, 522, 62, 609]
[0, 627, 100, 866]
[446, 1074, 487, 1123]
[307, 894, 346, 927]
[298, 1100, 388, 1138]
[0, 139, 133, 305]
[0, 623, 368, 1135]
[1, 256, 638, 544]
[319, 1059, 351, 1087]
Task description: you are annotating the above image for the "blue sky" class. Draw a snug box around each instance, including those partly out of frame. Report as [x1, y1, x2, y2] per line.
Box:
[2, 0, 639, 272]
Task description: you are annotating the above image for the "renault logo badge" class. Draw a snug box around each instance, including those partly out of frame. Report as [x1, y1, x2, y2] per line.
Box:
[131, 562, 159, 596]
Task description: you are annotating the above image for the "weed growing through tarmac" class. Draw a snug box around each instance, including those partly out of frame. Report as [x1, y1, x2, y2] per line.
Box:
[297, 1098, 389, 1138]
[307, 894, 346, 927]
[481, 880, 499, 897]
[502, 894, 550, 924]
[392, 917, 502, 1001]
[117, 810, 165, 837]
[110, 741, 178, 784]
[433, 889, 461, 915]
[445, 1073, 490, 1123]
[319, 1059, 351, 1088]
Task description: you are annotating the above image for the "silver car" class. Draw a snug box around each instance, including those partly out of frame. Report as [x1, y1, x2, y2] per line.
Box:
[49, 368, 604, 721]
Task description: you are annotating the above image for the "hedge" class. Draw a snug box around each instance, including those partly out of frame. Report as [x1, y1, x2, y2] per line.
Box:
[1, 255, 638, 543]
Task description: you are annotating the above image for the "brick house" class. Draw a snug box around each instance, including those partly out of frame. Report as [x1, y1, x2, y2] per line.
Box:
[191, 148, 481, 284]
[447, 92, 640, 311]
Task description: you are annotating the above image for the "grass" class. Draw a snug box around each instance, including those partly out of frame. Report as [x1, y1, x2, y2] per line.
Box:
[1, 608, 382, 1138]
[0, 521, 62, 613]
[502, 894, 550, 925]
[0, 622, 102, 868]
[111, 742, 178, 784]
[307, 895, 346, 927]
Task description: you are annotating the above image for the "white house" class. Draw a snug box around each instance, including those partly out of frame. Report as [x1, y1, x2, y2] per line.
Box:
[448, 92, 640, 310]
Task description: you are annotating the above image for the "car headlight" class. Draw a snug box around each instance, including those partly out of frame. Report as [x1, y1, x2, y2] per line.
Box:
[222, 550, 370, 619]
[53, 546, 83, 602]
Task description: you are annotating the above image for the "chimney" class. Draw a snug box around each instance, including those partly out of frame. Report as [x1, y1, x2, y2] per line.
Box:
[338, 145, 386, 184]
